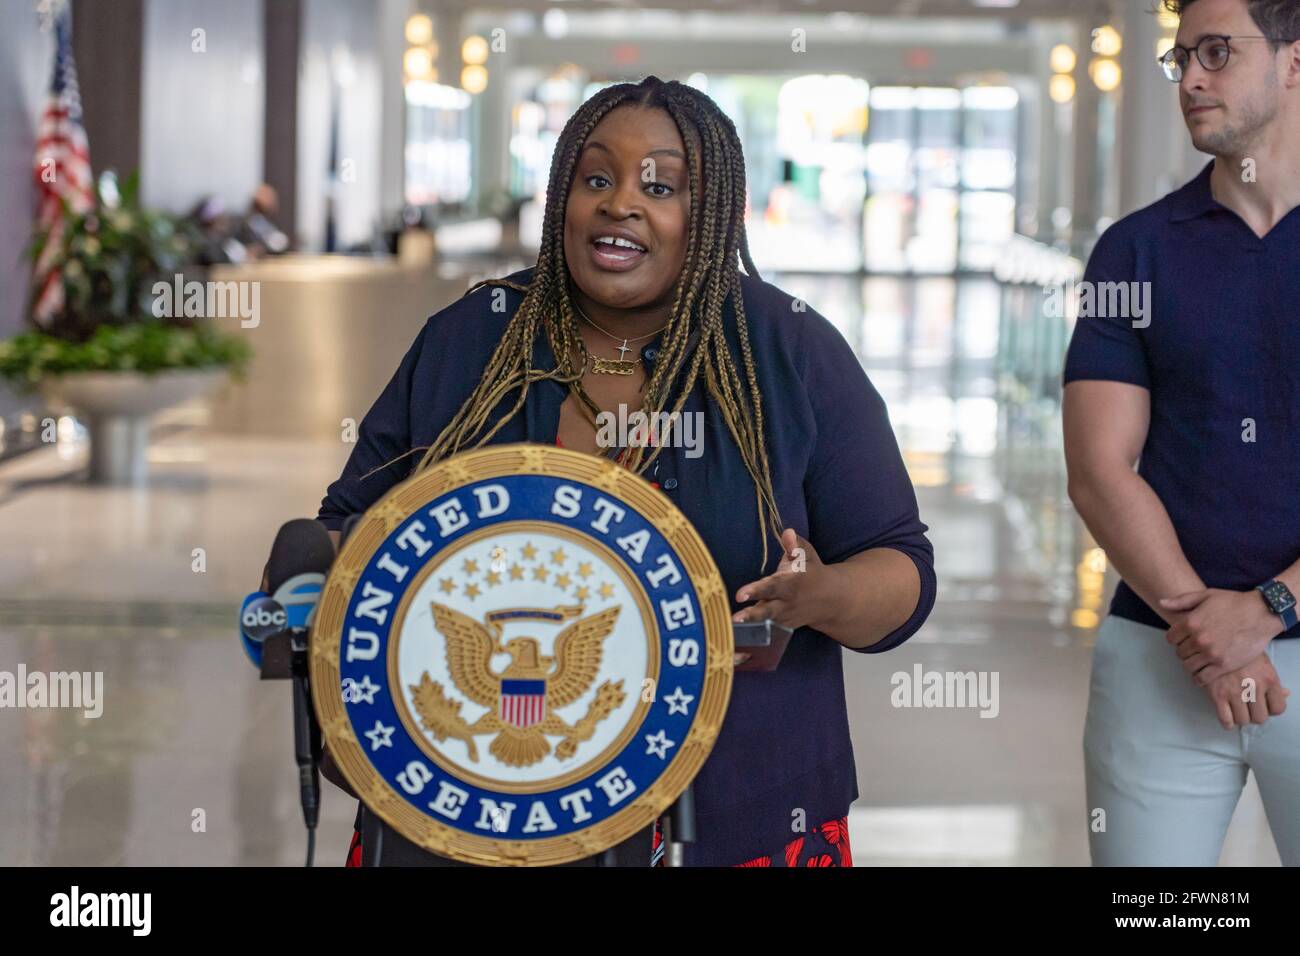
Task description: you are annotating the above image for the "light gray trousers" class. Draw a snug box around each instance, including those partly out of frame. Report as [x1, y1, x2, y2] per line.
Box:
[1083, 613, 1300, 866]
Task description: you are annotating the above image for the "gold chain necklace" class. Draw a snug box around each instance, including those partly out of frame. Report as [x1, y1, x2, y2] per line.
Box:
[573, 300, 667, 376]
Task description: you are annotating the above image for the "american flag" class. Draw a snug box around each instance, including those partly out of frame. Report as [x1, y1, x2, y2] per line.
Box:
[31, 1, 94, 329]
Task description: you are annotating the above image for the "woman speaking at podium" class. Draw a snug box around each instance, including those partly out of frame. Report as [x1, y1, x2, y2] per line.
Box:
[313, 75, 936, 867]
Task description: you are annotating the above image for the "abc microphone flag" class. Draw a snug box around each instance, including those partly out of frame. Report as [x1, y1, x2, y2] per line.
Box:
[239, 519, 335, 668]
[238, 576, 324, 668]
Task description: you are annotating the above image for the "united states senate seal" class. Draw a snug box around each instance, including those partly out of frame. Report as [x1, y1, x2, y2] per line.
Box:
[310, 444, 733, 865]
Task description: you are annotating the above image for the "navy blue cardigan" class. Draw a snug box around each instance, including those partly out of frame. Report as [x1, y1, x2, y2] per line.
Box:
[317, 265, 937, 865]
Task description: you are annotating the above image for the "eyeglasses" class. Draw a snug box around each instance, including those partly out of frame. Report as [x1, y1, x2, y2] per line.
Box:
[1159, 34, 1295, 82]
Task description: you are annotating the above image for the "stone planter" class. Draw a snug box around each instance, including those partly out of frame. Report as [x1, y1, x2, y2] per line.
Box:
[39, 368, 225, 484]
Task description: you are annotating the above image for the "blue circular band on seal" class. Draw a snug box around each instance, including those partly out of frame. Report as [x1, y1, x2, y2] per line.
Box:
[336, 474, 708, 839]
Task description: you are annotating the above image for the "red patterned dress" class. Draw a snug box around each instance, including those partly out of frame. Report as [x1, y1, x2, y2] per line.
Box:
[650, 815, 853, 867]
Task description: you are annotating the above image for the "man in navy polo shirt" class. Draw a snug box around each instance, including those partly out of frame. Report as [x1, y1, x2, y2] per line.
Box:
[1063, 0, 1300, 866]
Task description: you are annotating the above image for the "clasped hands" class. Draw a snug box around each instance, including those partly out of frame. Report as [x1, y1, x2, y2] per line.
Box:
[1159, 588, 1290, 730]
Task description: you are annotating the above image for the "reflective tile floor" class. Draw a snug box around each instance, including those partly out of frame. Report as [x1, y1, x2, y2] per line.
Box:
[0, 275, 1284, 865]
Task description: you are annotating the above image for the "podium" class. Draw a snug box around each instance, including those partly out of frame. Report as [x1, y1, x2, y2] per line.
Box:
[284, 444, 791, 867]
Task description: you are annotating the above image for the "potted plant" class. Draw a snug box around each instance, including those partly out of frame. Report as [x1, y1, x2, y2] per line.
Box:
[0, 171, 251, 483]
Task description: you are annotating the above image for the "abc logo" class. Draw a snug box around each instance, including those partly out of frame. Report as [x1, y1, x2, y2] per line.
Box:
[242, 596, 287, 642]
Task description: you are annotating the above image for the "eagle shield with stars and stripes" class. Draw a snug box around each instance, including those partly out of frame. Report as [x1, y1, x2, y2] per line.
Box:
[500, 679, 545, 729]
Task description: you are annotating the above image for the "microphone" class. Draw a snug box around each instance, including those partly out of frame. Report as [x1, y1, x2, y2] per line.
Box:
[265, 518, 336, 593]
[247, 518, 337, 863]
[238, 576, 326, 670]
[340, 512, 364, 548]
[238, 519, 333, 671]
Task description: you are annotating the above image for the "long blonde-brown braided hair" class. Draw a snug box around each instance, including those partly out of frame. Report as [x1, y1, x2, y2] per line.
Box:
[372, 75, 784, 568]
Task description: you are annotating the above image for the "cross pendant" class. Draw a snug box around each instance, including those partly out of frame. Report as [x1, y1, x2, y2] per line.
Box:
[616, 340, 631, 362]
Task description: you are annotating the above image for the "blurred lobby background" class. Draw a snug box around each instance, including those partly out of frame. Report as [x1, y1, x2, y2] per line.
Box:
[0, 0, 1281, 865]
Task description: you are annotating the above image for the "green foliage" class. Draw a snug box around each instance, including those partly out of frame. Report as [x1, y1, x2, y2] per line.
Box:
[0, 322, 252, 389]
[8, 169, 251, 382]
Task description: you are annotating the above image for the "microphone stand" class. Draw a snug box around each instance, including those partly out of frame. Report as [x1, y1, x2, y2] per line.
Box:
[663, 784, 696, 867]
[261, 627, 321, 867]
[291, 629, 321, 866]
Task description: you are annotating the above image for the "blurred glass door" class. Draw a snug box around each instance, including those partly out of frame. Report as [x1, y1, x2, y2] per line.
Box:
[959, 86, 1019, 271]
[864, 84, 1018, 274]
[743, 74, 869, 273]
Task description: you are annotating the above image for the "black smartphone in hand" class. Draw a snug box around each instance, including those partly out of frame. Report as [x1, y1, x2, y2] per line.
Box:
[732, 619, 794, 671]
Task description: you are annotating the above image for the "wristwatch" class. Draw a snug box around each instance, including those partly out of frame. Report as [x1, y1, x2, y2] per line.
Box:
[1256, 579, 1298, 631]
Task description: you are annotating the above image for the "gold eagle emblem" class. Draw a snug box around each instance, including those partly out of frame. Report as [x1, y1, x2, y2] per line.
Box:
[410, 602, 626, 767]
